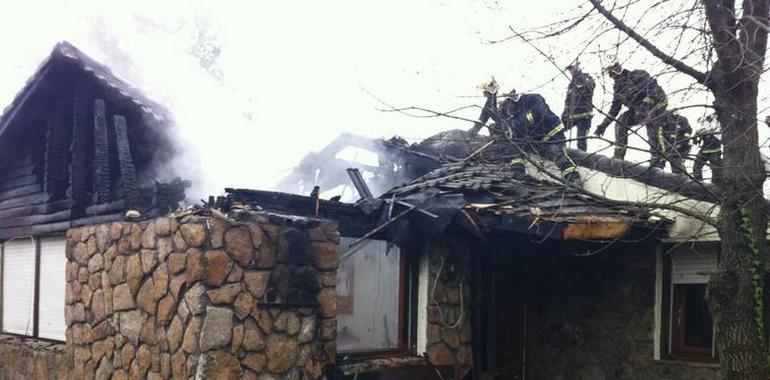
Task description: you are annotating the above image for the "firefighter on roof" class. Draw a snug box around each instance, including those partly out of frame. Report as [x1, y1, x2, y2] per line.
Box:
[562, 63, 595, 152]
[594, 63, 669, 165]
[480, 84, 581, 185]
[656, 112, 692, 175]
[692, 114, 722, 182]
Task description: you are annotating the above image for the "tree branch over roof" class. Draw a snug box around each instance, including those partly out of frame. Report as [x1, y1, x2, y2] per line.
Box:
[587, 0, 709, 84]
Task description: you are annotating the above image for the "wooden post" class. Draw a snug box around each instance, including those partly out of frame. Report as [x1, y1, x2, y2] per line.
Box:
[69, 82, 90, 218]
[93, 99, 111, 204]
[114, 115, 139, 210]
[44, 104, 71, 201]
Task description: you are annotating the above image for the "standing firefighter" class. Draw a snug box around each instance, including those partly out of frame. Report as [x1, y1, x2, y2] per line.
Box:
[692, 114, 722, 182]
[562, 63, 595, 151]
[656, 112, 692, 174]
[594, 63, 669, 164]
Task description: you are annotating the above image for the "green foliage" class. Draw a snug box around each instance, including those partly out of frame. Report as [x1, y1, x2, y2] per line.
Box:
[739, 205, 770, 366]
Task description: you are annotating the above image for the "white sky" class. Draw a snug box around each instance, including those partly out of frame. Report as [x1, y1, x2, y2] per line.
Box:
[0, 0, 767, 198]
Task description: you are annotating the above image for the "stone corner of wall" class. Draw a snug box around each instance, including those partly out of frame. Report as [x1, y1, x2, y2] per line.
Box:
[64, 209, 341, 379]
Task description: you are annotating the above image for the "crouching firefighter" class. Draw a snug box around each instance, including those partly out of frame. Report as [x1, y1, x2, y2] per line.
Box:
[496, 88, 582, 185]
[562, 63, 595, 151]
[594, 63, 669, 162]
[692, 115, 722, 182]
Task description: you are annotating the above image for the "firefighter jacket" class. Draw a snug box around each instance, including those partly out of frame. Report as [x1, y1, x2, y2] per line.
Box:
[499, 94, 565, 143]
[599, 69, 667, 128]
[563, 70, 596, 122]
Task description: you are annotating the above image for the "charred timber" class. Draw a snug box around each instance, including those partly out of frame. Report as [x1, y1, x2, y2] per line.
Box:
[93, 99, 111, 204]
[70, 81, 91, 218]
[221, 188, 376, 237]
[0, 209, 71, 229]
[0, 193, 48, 211]
[44, 105, 71, 200]
[0, 199, 71, 220]
[86, 199, 125, 216]
[0, 174, 39, 193]
[0, 163, 37, 181]
[114, 115, 139, 210]
[0, 221, 71, 240]
[0, 184, 41, 202]
[70, 213, 123, 227]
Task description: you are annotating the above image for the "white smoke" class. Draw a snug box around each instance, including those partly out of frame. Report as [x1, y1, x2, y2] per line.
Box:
[1, 0, 769, 201]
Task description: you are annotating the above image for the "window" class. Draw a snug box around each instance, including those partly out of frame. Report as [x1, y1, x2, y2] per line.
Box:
[672, 284, 713, 355]
[661, 247, 717, 361]
[38, 237, 67, 340]
[336, 238, 409, 355]
[1, 236, 67, 341]
[2, 239, 36, 335]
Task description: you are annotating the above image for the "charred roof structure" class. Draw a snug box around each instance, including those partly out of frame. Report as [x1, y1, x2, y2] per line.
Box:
[219, 129, 725, 379]
[0, 42, 188, 239]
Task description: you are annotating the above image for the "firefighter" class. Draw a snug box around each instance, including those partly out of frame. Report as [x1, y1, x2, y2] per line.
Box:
[562, 63, 595, 151]
[692, 115, 722, 182]
[655, 112, 692, 174]
[496, 88, 581, 185]
[470, 78, 511, 140]
[594, 63, 669, 163]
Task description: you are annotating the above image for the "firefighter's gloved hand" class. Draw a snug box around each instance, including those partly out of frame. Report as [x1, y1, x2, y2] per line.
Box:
[594, 124, 608, 137]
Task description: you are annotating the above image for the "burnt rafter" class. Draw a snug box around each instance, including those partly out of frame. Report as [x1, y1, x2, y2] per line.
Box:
[93, 98, 111, 204]
[0, 42, 187, 240]
[113, 115, 139, 210]
[70, 81, 91, 218]
[44, 104, 71, 201]
[219, 188, 376, 237]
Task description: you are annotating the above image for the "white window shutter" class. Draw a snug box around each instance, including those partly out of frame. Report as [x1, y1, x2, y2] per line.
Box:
[2, 238, 36, 335]
[38, 237, 67, 340]
[671, 251, 718, 284]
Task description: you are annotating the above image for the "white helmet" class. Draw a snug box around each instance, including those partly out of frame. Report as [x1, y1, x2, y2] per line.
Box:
[479, 77, 500, 94]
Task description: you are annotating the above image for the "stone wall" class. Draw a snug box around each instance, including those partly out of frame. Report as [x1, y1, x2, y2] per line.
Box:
[529, 251, 721, 380]
[64, 210, 340, 379]
[0, 335, 68, 379]
[424, 238, 473, 378]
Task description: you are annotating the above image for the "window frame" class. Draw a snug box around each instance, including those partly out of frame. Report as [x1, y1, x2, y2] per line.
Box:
[336, 240, 418, 359]
[0, 235, 66, 343]
[660, 246, 717, 362]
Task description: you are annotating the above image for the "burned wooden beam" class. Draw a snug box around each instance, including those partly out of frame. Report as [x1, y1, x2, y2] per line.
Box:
[1, 163, 37, 180]
[0, 193, 48, 211]
[346, 168, 373, 199]
[0, 199, 72, 220]
[2, 174, 39, 193]
[44, 104, 71, 201]
[70, 213, 124, 227]
[0, 221, 71, 240]
[114, 115, 139, 210]
[0, 209, 71, 229]
[93, 99, 111, 204]
[70, 81, 91, 218]
[0, 184, 41, 202]
[86, 199, 125, 216]
[222, 188, 377, 237]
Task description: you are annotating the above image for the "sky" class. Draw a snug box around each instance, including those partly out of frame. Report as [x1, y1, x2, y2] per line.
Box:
[0, 0, 766, 198]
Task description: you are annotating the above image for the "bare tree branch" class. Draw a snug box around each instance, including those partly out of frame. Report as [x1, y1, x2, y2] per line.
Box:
[587, 0, 709, 84]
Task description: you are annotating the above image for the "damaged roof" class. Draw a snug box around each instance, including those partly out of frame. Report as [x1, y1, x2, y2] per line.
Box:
[0, 41, 170, 140]
[381, 160, 668, 241]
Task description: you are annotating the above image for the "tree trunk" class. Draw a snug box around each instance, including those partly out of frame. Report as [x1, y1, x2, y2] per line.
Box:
[708, 82, 770, 378]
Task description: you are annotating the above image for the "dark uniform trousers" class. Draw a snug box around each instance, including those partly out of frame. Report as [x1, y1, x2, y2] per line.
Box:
[564, 116, 592, 152]
[693, 148, 722, 182]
